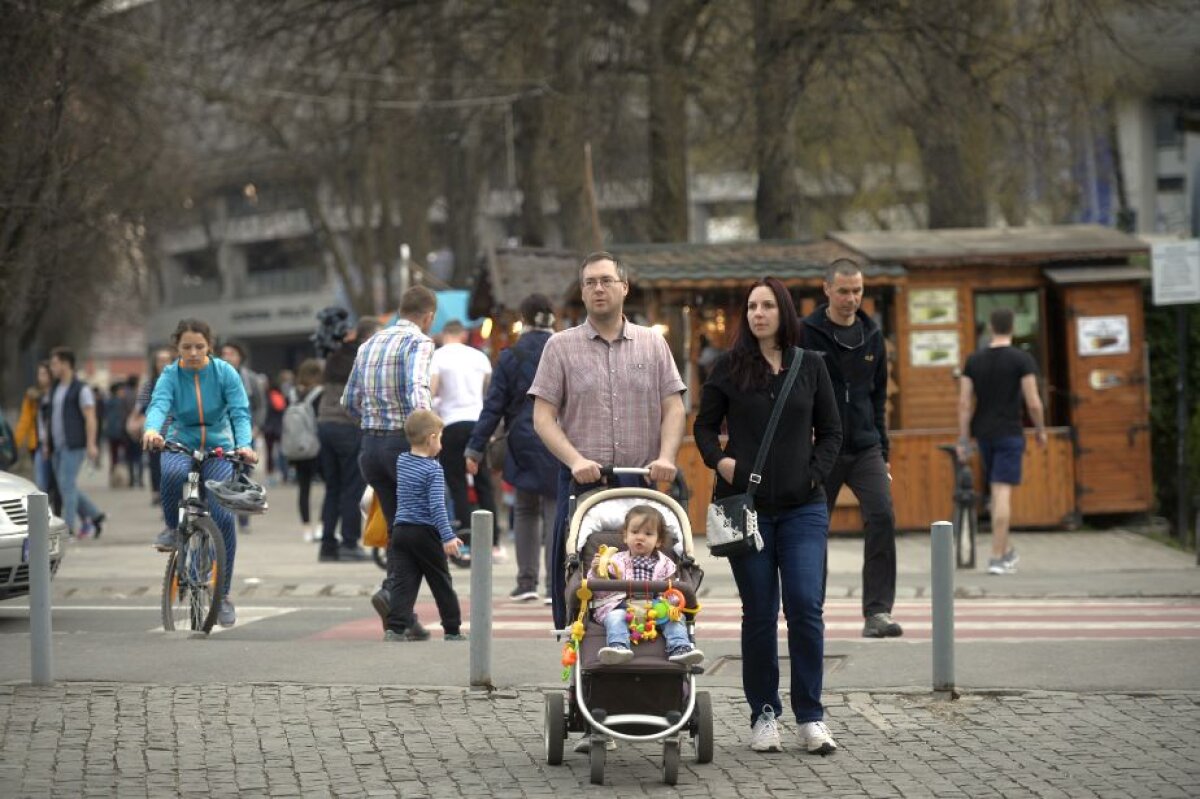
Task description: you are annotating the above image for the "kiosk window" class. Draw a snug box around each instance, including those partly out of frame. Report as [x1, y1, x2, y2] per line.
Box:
[973, 290, 1044, 374]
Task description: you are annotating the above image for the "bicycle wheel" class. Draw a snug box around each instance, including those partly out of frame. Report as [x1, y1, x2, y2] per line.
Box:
[161, 517, 227, 633]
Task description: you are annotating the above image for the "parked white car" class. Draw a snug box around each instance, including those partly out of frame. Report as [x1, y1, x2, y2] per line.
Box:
[0, 471, 66, 600]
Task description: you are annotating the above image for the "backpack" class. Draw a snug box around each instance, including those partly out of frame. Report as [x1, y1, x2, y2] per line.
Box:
[280, 387, 322, 461]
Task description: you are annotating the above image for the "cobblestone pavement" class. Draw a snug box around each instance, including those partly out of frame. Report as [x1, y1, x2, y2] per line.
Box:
[2, 684, 1197, 798]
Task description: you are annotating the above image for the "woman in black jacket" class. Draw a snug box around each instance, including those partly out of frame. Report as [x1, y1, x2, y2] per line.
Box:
[694, 276, 843, 756]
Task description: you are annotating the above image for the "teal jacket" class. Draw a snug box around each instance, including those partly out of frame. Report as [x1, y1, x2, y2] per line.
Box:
[145, 357, 253, 452]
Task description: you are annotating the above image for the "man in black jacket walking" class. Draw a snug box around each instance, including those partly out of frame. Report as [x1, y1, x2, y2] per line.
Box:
[803, 259, 902, 638]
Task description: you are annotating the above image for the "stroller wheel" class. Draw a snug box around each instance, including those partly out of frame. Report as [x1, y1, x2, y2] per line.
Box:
[543, 692, 565, 765]
[589, 735, 606, 784]
[662, 738, 680, 785]
[693, 691, 714, 764]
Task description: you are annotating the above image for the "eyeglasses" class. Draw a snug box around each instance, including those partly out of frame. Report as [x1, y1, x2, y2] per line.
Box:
[582, 276, 622, 289]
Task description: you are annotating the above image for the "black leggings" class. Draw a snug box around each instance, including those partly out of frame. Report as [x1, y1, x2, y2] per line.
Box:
[293, 458, 319, 524]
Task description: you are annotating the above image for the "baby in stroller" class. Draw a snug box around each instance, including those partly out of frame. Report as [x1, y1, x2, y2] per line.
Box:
[592, 504, 705, 667]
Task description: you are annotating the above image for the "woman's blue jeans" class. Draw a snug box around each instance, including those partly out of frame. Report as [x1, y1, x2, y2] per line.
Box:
[727, 501, 828, 726]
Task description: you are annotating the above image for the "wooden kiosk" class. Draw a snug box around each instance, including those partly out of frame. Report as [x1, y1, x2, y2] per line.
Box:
[474, 226, 1154, 535]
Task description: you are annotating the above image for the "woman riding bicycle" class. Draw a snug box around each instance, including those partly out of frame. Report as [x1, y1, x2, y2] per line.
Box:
[141, 318, 259, 628]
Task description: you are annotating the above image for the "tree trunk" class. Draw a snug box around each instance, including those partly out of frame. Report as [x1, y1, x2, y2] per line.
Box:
[753, 0, 800, 240]
[646, 3, 690, 243]
[513, 1, 549, 247]
[549, 7, 591, 252]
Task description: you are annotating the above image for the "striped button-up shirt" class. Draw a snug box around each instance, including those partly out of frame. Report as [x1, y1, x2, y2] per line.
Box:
[341, 319, 434, 431]
[528, 317, 685, 468]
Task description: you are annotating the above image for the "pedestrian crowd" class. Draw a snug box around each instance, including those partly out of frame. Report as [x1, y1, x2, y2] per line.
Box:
[5, 250, 1051, 758]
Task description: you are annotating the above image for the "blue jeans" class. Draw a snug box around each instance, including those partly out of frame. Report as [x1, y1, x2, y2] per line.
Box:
[50, 448, 101, 533]
[728, 501, 828, 726]
[160, 452, 236, 596]
[603, 604, 690, 651]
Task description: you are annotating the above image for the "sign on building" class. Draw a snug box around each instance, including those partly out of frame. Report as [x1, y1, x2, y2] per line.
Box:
[1151, 239, 1200, 306]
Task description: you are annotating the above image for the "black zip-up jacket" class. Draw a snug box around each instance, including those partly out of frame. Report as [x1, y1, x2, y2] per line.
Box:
[802, 305, 889, 462]
[693, 348, 842, 513]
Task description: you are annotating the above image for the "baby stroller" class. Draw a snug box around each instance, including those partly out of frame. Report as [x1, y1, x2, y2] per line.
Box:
[543, 467, 713, 785]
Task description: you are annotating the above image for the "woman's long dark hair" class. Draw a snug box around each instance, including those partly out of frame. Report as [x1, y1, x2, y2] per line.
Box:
[727, 277, 803, 392]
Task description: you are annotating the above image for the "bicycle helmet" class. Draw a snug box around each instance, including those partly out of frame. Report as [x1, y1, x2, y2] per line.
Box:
[205, 472, 269, 514]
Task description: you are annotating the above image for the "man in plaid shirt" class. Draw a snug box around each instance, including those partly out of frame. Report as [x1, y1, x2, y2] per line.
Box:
[342, 285, 437, 635]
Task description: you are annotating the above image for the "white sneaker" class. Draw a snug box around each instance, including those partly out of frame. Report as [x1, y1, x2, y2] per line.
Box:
[598, 645, 634, 665]
[749, 706, 782, 752]
[799, 720, 838, 755]
[217, 599, 237, 628]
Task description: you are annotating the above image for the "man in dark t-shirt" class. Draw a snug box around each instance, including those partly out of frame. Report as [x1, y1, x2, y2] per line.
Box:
[956, 308, 1047, 575]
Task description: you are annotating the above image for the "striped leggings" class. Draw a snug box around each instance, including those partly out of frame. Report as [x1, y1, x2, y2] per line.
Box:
[160, 452, 237, 596]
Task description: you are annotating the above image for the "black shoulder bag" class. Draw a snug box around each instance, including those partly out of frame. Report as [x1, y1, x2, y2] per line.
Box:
[705, 348, 804, 557]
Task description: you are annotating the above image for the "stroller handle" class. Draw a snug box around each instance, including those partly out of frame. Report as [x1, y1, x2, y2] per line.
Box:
[589, 466, 690, 502]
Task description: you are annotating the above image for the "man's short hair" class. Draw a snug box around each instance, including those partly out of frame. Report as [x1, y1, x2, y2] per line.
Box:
[400, 285, 438, 317]
[441, 319, 465, 336]
[990, 308, 1015, 336]
[404, 409, 444, 443]
[824, 258, 863, 284]
[49, 346, 76, 368]
[580, 251, 629, 282]
[221, 339, 247, 362]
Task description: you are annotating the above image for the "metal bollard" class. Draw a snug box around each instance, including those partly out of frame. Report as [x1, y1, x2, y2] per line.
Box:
[469, 510, 494, 690]
[27, 492, 54, 685]
[930, 520, 955, 697]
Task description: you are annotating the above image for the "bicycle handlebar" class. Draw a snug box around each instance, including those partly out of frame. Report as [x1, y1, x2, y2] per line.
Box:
[158, 439, 256, 467]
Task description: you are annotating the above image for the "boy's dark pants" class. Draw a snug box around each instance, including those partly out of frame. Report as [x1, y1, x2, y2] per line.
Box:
[386, 523, 463, 634]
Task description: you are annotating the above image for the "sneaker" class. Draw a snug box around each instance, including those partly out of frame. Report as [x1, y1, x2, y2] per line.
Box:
[318, 551, 340, 563]
[403, 623, 431, 642]
[91, 513, 106, 538]
[154, 529, 176, 552]
[667, 646, 705, 666]
[799, 720, 838, 755]
[217, 599, 237, 628]
[492, 545, 508, 563]
[444, 632, 468, 641]
[509, 587, 539, 602]
[339, 546, 370, 562]
[863, 612, 904, 638]
[383, 630, 407, 642]
[76, 520, 94, 540]
[749, 706, 782, 752]
[543, 596, 554, 606]
[573, 736, 617, 753]
[598, 645, 634, 665]
[988, 549, 1019, 575]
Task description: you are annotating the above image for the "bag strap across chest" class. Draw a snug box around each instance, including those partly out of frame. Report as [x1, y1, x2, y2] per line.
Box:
[743, 347, 804, 500]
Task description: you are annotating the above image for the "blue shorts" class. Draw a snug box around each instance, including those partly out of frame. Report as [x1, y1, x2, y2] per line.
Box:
[978, 436, 1025, 486]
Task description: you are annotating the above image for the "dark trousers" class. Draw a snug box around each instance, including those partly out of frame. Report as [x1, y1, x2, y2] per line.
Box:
[293, 457, 319, 524]
[823, 445, 897, 618]
[318, 422, 364, 552]
[439, 420, 497, 545]
[386, 523, 462, 635]
[359, 431, 410, 597]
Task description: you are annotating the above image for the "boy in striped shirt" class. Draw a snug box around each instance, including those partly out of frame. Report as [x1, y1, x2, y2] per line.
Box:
[385, 410, 467, 641]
